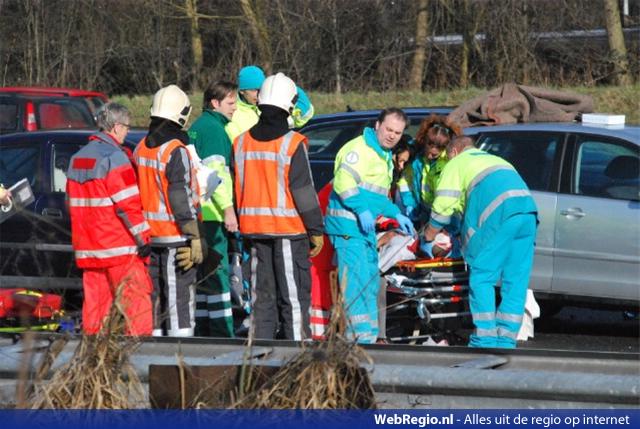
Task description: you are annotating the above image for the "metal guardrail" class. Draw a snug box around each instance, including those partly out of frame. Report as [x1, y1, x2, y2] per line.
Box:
[0, 243, 73, 252]
[0, 335, 638, 408]
[0, 241, 80, 289]
[0, 276, 82, 290]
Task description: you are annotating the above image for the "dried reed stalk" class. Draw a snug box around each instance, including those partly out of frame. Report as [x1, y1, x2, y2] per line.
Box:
[232, 288, 376, 409]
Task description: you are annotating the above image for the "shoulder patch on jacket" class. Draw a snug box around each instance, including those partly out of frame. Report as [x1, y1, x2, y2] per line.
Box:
[72, 157, 96, 170]
[345, 151, 359, 164]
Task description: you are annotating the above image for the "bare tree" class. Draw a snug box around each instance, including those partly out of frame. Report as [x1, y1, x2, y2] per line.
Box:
[409, 0, 429, 91]
[330, 0, 342, 94]
[239, 0, 273, 74]
[603, 0, 631, 85]
[185, 0, 203, 90]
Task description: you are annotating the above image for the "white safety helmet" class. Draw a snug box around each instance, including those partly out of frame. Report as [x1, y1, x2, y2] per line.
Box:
[258, 72, 298, 113]
[150, 84, 192, 127]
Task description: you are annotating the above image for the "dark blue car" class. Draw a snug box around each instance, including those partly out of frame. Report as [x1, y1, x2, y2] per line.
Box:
[0, 108, 451, 313]
[297, 107, 453, 190]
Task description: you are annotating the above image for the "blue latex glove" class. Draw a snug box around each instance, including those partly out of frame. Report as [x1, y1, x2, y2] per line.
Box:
[405, 205, 415, 218]
[357, 210, 376, 234]
[395, 213, 415, 236]
[420, 240, 435, 258]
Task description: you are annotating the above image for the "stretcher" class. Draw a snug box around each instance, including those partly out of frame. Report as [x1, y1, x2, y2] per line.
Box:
[383, 257, 470, 343]
[0, 288, 66, 332]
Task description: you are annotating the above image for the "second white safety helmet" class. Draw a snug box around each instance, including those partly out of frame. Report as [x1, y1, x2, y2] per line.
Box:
[258, 72, 297, 113]
[150, 84, 192, 127]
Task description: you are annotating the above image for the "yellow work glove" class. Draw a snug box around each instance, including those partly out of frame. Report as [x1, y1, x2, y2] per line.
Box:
[176, 220, 204, 271]
[309, 234, 324, 258]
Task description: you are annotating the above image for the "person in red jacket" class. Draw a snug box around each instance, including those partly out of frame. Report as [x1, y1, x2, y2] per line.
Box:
[66, 103, 153, 335]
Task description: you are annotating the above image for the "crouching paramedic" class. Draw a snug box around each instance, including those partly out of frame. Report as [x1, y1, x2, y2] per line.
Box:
[425, 135, 538, 348]
[67, 103, 152, 335]
[234, 73, 324, 340]
[135, 85, 204, 337]
[324, 108, 414, 344]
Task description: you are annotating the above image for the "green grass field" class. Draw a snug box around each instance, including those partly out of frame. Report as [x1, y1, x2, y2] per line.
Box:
[113, 85, 640, 128]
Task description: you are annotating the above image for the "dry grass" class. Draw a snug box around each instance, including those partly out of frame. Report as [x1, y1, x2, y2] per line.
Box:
[25, 297, 144, 409]
[231, 293, 376, 409]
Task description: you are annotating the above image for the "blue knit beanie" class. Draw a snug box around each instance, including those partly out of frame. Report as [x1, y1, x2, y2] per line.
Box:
[238, 65, 266, 90]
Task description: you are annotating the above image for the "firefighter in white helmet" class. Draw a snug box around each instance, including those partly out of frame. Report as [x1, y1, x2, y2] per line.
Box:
[233, 73, 324, 340]
[135, 84, 209, 337]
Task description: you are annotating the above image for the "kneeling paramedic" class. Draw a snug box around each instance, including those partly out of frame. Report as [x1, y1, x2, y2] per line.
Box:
[234, 73, 323, 340]
[425, 135, 538, 348]
[325, 108, 414, 344]
[135, 85, 205, 337]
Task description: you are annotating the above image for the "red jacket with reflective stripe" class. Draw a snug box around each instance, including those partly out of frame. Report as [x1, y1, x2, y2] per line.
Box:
[66, 132, 150, 268]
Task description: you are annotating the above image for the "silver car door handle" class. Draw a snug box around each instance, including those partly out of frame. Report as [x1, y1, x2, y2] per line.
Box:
[560, 207, 585, 218]
[42, 208, 63, 218]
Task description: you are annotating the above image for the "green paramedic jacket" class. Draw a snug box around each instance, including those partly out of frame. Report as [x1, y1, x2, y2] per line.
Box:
[188, 109, 234, 222]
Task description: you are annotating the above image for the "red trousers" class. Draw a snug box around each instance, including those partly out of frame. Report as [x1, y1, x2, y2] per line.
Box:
[82, 256, 153, 336]
[310, 234, 335, 340]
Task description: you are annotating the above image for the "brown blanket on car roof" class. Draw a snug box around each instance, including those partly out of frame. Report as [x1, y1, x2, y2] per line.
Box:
[446, 83, 594, 128]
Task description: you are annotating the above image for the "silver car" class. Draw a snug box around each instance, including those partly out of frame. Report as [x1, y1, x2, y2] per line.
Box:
[465, 122, 640, 310]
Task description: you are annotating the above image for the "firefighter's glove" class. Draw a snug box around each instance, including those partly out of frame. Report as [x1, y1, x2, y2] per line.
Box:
[176, 239, 203, 271]
[357, 210, 375, 234]
[395, 213, 415, 236]
[176, 220, 204, 271]
[309, 234, 324, 258]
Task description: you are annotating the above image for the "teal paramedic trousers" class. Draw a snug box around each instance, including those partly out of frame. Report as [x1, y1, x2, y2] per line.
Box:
[468, 213, 537, 348]
[331, 236, 380, 344]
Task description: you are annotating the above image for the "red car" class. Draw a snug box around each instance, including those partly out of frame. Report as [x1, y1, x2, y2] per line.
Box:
[0, 87, 105, 133]
[0, 86, 108, 114]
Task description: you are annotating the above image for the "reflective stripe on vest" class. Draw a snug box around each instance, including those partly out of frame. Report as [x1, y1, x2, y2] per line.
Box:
[134, 138, 199, 244]
[338, 161, 388, 196]
[234, 131, 307, 235]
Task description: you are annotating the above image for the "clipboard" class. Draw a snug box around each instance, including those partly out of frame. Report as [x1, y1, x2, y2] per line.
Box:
[0, 178, 36, 224]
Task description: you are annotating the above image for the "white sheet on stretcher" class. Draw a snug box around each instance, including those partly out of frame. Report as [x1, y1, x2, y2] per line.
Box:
[378, 232, 416, 272]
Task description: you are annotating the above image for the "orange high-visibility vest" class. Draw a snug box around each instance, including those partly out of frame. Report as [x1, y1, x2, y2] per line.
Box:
[234, 130, 307, 236]
[134, 138, 200, 245]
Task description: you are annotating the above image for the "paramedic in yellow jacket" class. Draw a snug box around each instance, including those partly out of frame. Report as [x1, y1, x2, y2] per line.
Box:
[325, 108, 415, 343]
[226, 65, 315, 142]
[397, 116, 461, 224]
[425, 135, 538, 348]
[188, 80, 238, 337]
